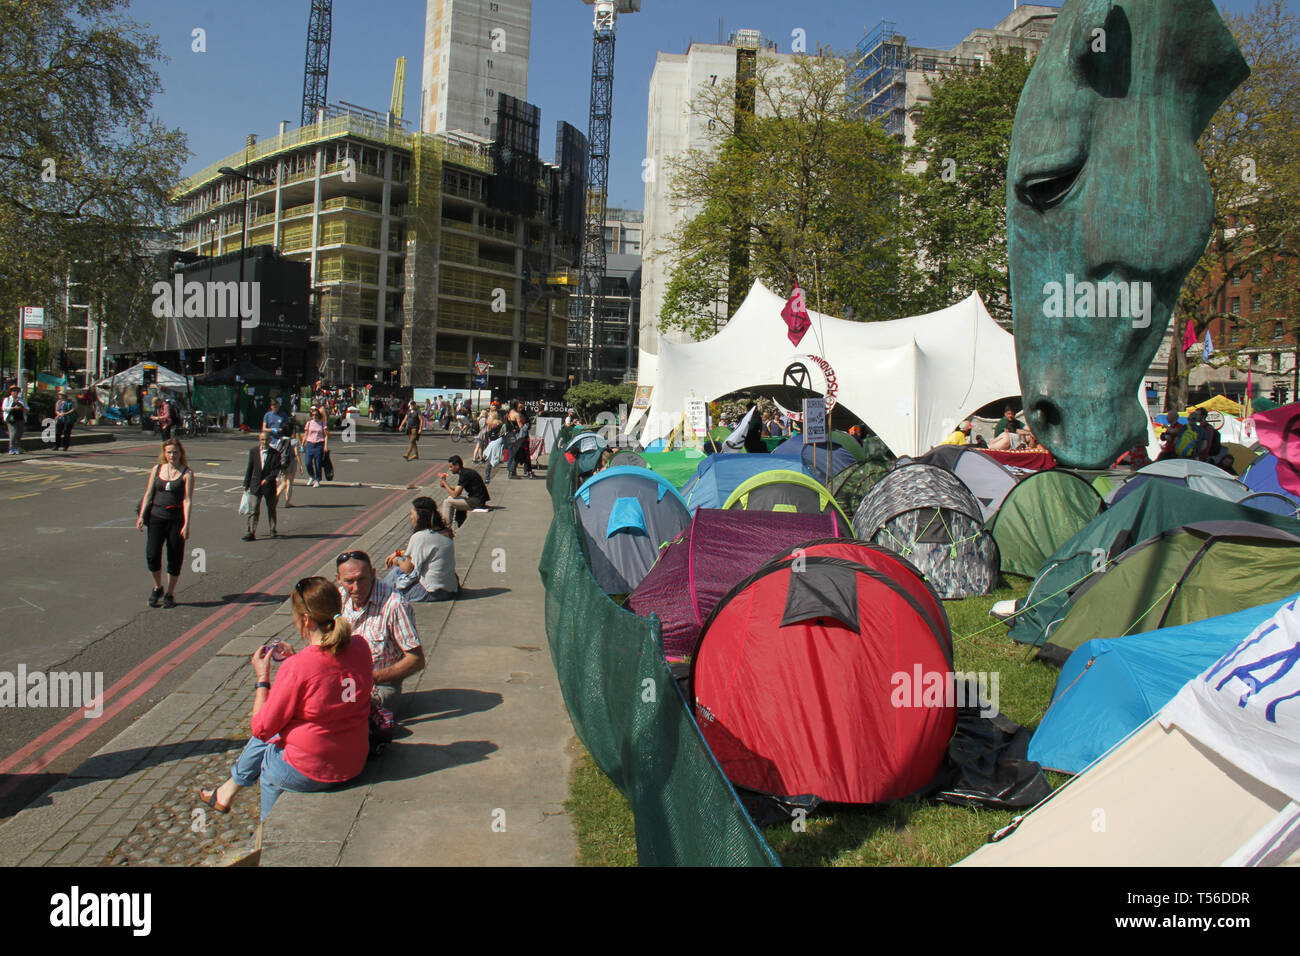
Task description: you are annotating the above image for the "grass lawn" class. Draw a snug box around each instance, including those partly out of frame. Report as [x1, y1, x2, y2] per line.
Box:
[567, 573, 1070, 866]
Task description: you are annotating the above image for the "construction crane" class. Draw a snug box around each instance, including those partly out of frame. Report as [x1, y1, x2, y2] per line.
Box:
[301, 0, 333, 126]
[390, 56, 407, 125]
[578, 0, 640, 382]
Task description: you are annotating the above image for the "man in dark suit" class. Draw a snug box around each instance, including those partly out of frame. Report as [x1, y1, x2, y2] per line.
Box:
[243, 429, 283, 541]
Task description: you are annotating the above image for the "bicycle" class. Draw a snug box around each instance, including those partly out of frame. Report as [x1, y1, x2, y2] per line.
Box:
[448, 418, 475, 442]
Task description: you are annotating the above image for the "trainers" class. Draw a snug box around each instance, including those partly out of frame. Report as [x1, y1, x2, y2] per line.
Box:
[148, 587, 164, 608]
[162, 593, 176, 609]
[243, 532, 256, 541]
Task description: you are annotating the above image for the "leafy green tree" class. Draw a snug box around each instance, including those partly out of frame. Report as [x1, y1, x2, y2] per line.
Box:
[659, 51, 918, 339]
[907, 47, 1034, 324]
[564, 381, 635, 420]
[1172, 0, 1300, 407]
[0, 0, 187, 368]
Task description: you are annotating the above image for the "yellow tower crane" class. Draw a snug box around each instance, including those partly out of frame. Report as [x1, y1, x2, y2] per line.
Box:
[390, 56, 407, 124]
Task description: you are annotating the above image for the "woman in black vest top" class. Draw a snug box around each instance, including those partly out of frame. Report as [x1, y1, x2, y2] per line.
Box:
[136, 438, 195, 608]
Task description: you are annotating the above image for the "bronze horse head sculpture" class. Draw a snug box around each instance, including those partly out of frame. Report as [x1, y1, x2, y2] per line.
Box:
[1007, 0, 1248, 467]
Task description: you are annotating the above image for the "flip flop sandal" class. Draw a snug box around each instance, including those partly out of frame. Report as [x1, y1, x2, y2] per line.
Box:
[198, 788, 231, 814]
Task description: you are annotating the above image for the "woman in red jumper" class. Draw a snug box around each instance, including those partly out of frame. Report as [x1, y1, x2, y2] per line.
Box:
[198, 577, 373, 819]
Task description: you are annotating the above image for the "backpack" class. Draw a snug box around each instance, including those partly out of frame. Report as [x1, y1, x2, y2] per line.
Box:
[1171, 424, 1199, 459]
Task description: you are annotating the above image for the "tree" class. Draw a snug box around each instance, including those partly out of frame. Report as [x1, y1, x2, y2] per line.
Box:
[1173, 0, 1300, 407]
[906, 47, 1034, 324]
[0, 0, 187, 367]
[658, 51, 918, 340]
[564, 381, 634, 420]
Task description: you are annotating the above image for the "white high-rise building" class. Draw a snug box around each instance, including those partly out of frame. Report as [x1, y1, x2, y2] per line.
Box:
[421, 0, 532, 139]
[640, 31, 801, 355]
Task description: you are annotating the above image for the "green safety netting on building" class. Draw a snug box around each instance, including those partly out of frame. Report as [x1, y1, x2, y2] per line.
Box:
[541, 428, 779, 866]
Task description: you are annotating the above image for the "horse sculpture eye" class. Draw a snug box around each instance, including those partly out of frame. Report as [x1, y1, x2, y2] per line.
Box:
[1015, 164, 1083, 213]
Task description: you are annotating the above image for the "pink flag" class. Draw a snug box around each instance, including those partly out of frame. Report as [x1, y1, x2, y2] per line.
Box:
[782, 285, 811, 347]
[1181, 319, 1197, 353]
[1253, 404, 1300, 496]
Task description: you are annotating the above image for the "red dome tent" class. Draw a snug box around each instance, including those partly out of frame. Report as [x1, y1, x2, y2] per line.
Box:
[691, 540, 956, 806]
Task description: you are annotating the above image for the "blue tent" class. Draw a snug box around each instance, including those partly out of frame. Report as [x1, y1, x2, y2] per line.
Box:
[1028, 594, 1300, 774]
[681, 454, 806, 511]
[770, 437, 857, 486]
[1243, 453, 1300, 512]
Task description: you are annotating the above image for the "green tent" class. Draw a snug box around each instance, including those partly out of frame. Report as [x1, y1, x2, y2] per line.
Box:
[1007, 480, 1300, 648]
[1038, 522, 1300, 665]
[762, 435, 784, 452]
[830, 430, 868, 462]
[1252, 396, 1279, 412]
[989, 471, 1105, 578]
[828, 460, 891, 517]
[640, 449, 709, 490]
[723, 469, 852, 528]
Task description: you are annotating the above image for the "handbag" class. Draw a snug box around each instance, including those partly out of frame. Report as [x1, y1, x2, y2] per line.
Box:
[322, 449, 335, 482]
[137, 466, 157, 518]
[238, 491, 254, 515]
[368, 700, 396, 759]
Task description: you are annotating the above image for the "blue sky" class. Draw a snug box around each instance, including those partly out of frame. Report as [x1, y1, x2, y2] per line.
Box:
[131, 0, 1273, 210]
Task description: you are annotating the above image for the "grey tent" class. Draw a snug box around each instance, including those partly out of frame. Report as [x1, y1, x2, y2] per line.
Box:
[573, 466, 692, 594]
[1110, 458, 1252, 507]
[608, 449, 648, 470]
[901, 446, 1021, 520]
[853, 463, 1000, 599]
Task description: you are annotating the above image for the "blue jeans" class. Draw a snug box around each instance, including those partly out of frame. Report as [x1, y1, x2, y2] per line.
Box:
[231, 735, 336, 819]
[304, 441, 324, 482]
[382, 567, 455, 602]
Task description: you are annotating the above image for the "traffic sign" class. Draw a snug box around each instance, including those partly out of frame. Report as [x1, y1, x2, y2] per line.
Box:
[474, 360, 491, 375]
[474, 374, 487, 387]
[22, 307, 45, 327]
[22, 327, 43, 340]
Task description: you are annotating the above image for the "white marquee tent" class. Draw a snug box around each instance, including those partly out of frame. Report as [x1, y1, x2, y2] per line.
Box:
[627, 281, 1022, 458]
[95, 362, 190, 390]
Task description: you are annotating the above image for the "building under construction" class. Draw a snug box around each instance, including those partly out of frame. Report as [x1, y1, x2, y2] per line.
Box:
[848, 6, 1060, 146]
[172, 99, 585, 393]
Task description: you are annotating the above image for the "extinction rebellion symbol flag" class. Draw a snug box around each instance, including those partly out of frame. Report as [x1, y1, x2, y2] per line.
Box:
[782, 284, 811, 347]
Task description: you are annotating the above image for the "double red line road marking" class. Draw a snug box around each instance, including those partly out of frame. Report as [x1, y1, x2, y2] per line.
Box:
[0, 463, 439, 794]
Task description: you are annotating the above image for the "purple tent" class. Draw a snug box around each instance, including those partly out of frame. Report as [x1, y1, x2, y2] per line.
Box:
[627, 508, 840, 660]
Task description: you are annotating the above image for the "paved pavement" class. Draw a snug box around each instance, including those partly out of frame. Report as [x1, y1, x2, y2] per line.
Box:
[0, 450, 578, 867]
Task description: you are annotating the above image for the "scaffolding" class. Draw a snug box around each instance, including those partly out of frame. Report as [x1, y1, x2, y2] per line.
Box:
[850, 21, 908, 139]
[401, 133, 442, 385]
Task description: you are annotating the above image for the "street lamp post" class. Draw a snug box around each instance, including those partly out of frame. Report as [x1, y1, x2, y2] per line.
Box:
[219, 144, 273, 426]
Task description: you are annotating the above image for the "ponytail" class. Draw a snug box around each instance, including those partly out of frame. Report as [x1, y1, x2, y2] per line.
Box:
[318, 613, 352, 656]
[291, 577, 352, 656]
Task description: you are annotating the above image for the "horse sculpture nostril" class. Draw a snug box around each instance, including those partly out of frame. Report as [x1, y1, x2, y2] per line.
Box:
[1031, 400, 1063, 437]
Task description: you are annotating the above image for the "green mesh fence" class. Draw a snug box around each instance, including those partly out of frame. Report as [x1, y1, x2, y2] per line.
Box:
[541, 428, 779, 866]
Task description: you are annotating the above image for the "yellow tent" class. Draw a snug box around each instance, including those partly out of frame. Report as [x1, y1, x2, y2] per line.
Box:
[1184, 395, 1241, 417]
